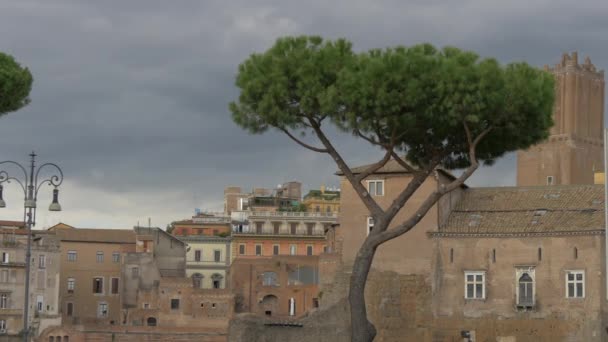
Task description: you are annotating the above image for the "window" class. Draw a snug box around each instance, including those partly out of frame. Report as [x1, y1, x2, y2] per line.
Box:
[171, 299, 180, 310]
[112, 252, 120, 263]
[194, 250, 202, 262]
[67, 278, 75, 293]
[213, 280, 221, 289]
[66, 302, 73, 317]
[547, 176, 554, 185]
[238, 244, 245, 255]
[0, 270, 7, 283]
[96, 252, 104, 263]
[67, 251, 77, 262]
[93, 277, 103, 294]
[313, 298, 319, 308]
[214, 250, 221, 262]
[262, 272, 278, 286]
[0, 319, 5, 332]
[132, 267, 139, 278]
[273, 222, 281, 234]
[516, 269, 535, 307]
[367, 180, 384, 196]
[36, 295, 43, 312]
[256, 222, 263, 234]
[98, 302, 108, 317]
[306, 245, 313, 256]
[192, 274, 203, 289]
[315, 206, 320, 212]
[366, 217, 374, 236]
[1, 253, 8, 264]
[289, 245, 297, 255]
[464, 271, 485, 299]
[255, 245, 262, 256]
[0, 293, 8, 308]
[39, 255, 46, 268]
[111, 278, 119, 294]
[288, 266, 319, 285]
[273, 245, 280, 256]
[212, 274, 223, 289]
[143, 303, 150, 309]
[306, 223, 314, 236]
[290, 223, 298, 235]
[566, 271, 585, 298]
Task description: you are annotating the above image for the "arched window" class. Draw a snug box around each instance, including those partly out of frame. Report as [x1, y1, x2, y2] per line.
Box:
[192, 273, 203, 289]
[262, 272, 278, 286]
[147, 317, 157, 326]
[211, 273, 223, 289]
[518, 273, 534, 306]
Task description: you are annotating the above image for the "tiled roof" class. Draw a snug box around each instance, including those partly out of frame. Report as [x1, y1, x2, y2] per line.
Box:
[0, 220, 25, 228]
[440, 185, 604, 234]
[335, 159, 465, 187]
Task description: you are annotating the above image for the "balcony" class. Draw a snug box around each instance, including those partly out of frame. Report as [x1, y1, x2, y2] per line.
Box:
[232, 229, 325, 237]
[248, 211, 337, 220]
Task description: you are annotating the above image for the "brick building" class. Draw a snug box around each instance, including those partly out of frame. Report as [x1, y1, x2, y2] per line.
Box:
[230, 255, 321, 318]
[171, 213, 231, 237]
[49, 223, 136, 326]
[231, 211, 333, 260]
[517, 52, 605, 186]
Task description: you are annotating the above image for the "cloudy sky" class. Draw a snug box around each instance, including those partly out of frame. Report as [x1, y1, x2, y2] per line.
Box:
[1, 0, 607, 229]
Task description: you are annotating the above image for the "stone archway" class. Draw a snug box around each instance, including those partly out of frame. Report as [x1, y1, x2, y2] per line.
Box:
[147, 317, 157, 326]
[260, 294, 279, 316]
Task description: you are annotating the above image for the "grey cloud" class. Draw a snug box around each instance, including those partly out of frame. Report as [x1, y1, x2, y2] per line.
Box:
[0, 0, 606, 228]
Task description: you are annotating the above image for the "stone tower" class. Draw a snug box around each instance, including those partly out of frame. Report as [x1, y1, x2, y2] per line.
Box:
[517, 52, 605, 186]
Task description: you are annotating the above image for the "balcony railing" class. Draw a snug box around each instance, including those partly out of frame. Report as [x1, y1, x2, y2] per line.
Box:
[248, 211, 337, 219]
[232, 230, 325, 237]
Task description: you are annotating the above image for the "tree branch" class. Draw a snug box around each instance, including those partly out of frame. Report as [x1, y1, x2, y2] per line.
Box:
[307, 116, 385, 217]
[371, 124, 493, 245]
[278, 127, 329, 153]
[354, 150, 393, 183]
[389, 152, 417, 174]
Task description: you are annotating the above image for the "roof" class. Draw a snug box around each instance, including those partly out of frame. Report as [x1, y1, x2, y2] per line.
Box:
[439, 185, 604, 235]
[0, 220, 25, 228]
[335, 159, 464, 187]
[50, 223, 136, 244]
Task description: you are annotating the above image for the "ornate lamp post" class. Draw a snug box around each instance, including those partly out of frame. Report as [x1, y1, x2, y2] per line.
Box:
[0, 152, 63, 342]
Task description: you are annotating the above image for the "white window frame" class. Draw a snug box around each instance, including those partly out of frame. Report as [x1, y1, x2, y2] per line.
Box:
[0, 319, 5, 331]
[565, 270, 585, 298]
[1, 253, 8, 264]
[464, 271, 485, 300]
[96, 251, 104, 263]
[255, 244, 262, 256]
[112, 252, 120, 263]
[67, 277, 75, 292]
[67, 251, 77, 262]
[272, 244, 280, 256]
[0, 293, 8, 309]
[547, 176, 554, 185]
[238, 244, 246, 255]
[366, 217, 374, 236]
[38, 255, 46, 269]
[93, 276, 104, 295]
[289, 245, 297, 255]
[366, 180, 384, 196]
[213, 250, 221, 262]
[515, 266, 536, 307]
[98, 302, 108, 318]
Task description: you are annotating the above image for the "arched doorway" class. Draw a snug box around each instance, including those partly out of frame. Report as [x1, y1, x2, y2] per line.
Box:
[147, 317, 157, 326]
[260, 294, 278, 316]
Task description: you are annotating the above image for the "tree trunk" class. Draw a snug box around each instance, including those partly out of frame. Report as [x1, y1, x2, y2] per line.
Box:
[348, 243, 378, 342]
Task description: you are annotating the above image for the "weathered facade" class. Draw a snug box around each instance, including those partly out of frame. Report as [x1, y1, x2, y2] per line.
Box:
[182, 235, 231, 289]
[171, 213, 231, 237]
[50, 223, 136, 326]
[302, 185, 341, 214]
[0, 227, 61, 339]
[230, 255, 321, 318]
[517, 52, 605, 186]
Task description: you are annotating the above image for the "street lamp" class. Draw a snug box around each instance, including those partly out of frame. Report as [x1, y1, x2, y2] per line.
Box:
[0, 152, 63, 342]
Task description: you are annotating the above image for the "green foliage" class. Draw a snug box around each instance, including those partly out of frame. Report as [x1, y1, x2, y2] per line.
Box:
[230, 36, 555, 169]
[0, 52, 33, 117]
[166, 223, 175, 234]
[217, 231, 230, 238]
[278, 203, 308, 212]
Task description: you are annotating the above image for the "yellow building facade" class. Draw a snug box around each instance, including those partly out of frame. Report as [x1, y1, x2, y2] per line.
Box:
[181, 236, 231, 289]
[302, 185, 340, 213]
